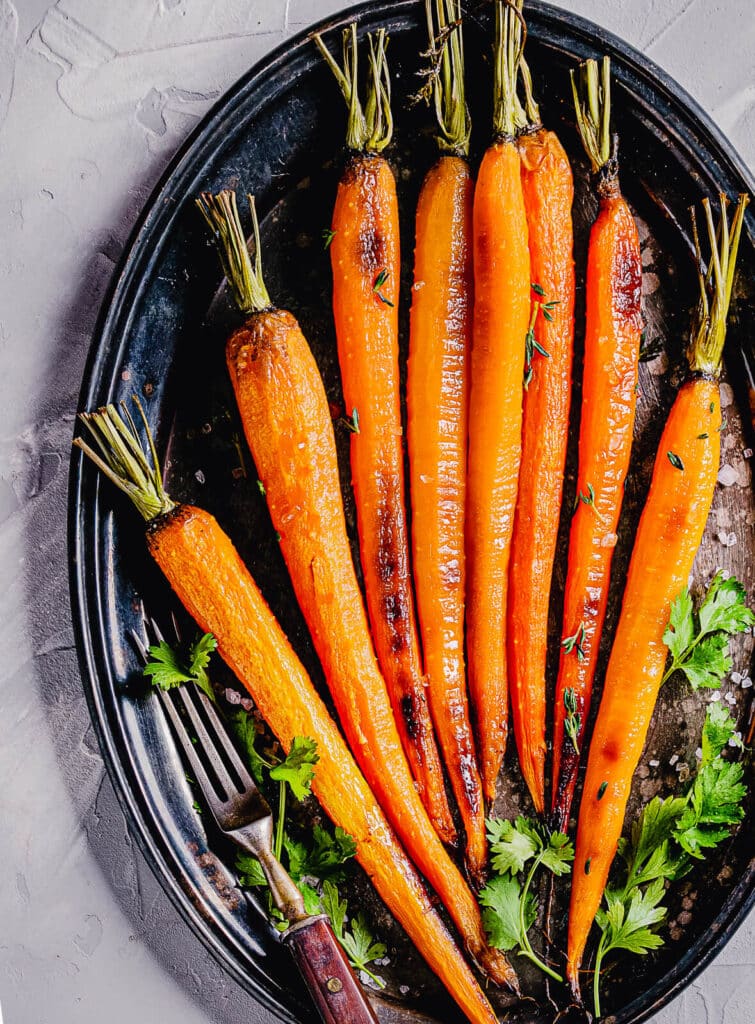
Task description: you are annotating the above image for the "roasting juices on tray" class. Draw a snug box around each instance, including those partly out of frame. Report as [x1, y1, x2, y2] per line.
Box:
[506, 1, 576, 815]
[466, 0, 531, 805]
[407, 0, 487, 884]
[195, 189, 517, 990]
[313, 24, 458, 847]
[551, 57, 643, 830]
[566, 191, 749, 998]
[72, 402, 506, 1024]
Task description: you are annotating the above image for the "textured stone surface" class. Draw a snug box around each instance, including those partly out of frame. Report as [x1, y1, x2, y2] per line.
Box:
[0, 2, 752, 1023]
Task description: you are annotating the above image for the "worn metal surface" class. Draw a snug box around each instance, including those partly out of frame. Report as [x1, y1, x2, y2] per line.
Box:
[2, 2, 755, 1024]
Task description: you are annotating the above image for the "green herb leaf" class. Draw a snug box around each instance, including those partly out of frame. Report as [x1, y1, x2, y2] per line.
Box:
[531, 282, 546, 297]
[372, 268, 394, 307]
[487, 817, 539, 875]
[235, 852, 268, 888]
[231, 709, 270, 784]
[541, 831, 575, 876]
[321, 881, 386, 987]
[667, 450, 685, 470]
[322, 228, 336, 249]
[143, 632, 218, 702]
[479, 873, 536, 951]
[270, 736, 319, 801]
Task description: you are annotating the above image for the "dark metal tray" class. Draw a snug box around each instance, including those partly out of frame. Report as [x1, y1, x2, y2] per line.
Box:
[69, 2, 755, 1022]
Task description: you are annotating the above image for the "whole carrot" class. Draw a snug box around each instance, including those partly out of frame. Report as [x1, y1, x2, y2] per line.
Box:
[506, 31, 575, 815]
[551, 58, 643, 830]
[466, 0, 531, 803]
[196, 192, 516, 988]
[72, 405, 504, 1024]
[407, 0, 487, 883]
[312, 25, 458, 846]
[566, 193, 749, 1000]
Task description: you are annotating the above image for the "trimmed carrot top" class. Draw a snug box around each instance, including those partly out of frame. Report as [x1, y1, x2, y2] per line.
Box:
[422, 0, 470, 156]
[196, 191, 271, 315]
[688, 191, 749, 376]
[571, 56, 615, 178]
[313, 24, 392, 153]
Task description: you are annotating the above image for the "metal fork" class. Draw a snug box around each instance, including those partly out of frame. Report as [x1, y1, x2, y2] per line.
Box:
[132, 618, 378, 1024]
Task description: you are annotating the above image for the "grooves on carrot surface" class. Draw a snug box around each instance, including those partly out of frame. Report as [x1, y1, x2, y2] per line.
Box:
[72, 401, 509, 1023]
[196, 191, 520, 985]
[466, 0, 531, 806]
[506, 0, 575, 816]
[313, 26, 460, 847]
[566, 191, 749, 1002]
[551, 55, 643, 832]
[408, 0, 487, 884]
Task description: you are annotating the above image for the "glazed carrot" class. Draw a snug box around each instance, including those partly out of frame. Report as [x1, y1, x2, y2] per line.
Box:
[196, 192, 516, 989]
[506, 40, 575, 815]
[312, 29, 457, 843]
[551, 58, 643, 830]
[566, 193, 749, 999]
[72, 405, 504, 1024]
[407, 0, 486, 883]
[466, 0, 531, 803]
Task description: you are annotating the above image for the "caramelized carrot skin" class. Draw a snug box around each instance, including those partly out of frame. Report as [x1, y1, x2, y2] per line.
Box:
[567, 380, 721, 986]
[328, 154, 457, 840]
[507, 128, 575, 814]
[407, 155, 487, 880]
[145, 505, 502, 1024]
[551, 187, 642, 830]
[226, 311, 516, 988]
[467, 139, 531, 803]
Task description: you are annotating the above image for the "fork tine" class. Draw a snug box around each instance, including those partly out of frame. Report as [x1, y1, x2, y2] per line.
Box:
[155, 688, 224, 819]
[196, 690, 255, 790]
[173, 686, 239, 801]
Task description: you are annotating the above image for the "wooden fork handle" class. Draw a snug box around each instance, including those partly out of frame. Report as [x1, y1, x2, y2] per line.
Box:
[283, 915, 379, 1024]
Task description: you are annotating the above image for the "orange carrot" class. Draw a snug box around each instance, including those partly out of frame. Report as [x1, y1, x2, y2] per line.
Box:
[551, 58, 643, 830]
[407, 0, 487, 883]
[72, 404, 504, 1024]
[195, 191, 516, 989]
[566, 193, 749, 999]
[507, 42, 575, 815]
[313, 24, 458, 847]
[466, 0, 531, 803]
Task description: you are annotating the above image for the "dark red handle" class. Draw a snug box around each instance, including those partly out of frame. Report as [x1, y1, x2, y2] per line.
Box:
[283, 916, 379, 1024]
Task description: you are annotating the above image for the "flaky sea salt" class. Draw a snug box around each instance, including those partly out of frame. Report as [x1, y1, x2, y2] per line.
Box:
[717, 464, 738, 487]
[669, 754, 679, 766]
[731, 671, 743, 684]
[725, 692, 737, 705]
[741, 677, 753, 689]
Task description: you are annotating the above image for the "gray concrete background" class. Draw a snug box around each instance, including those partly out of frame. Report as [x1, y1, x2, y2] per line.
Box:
[0, 1, 753, 1022]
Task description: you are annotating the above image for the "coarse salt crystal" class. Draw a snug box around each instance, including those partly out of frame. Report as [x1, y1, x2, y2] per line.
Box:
[675, 762, 685, 772]
[717, 464, 738, 487]
[710, 692, 722, 702]
[648, 759, 660, 767]
[717, 530, 737, 547]
[669, 754, 679, 766]
[195, 469, 206, 484]
[731, 671, 743, 684]
[741, 677, 753, 689]
[225, 688, 241, 705]
[695, 747, 703, 760]
[725, 692, 737, 705]
[744, 448, 754, 460]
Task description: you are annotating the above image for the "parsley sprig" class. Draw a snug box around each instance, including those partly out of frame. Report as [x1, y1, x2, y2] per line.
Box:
[662, 571, 754, 689]
[321, 880, 387, 987]
[143, 631, 218, 703]
[480, 817, 574, 981]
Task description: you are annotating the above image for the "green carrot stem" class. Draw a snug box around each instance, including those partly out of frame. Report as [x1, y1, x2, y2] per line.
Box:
[73, 398, 175, 522]
[425, 0, 470, 155]
[313, 23, 393, 153]
[195, 190, 271, 316]
[688, 192, 749, 377]
[571, 56, 614, 175]
[493, 0, 525, 139]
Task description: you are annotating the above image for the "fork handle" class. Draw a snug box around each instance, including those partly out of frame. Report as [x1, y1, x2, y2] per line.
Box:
[284, 915, 379, 1024]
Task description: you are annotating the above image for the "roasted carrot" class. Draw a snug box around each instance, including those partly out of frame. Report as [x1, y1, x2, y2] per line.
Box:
[566, 193, 749, 999]
[407, 0, 486, 883]
[551, 58, 643, 830]
[506, 34, 575, 815]
[466, 0, 531, 803]
[312, 29, 457, 842]
[72, 404, 504, 1024]
[196, 192, 516, 988]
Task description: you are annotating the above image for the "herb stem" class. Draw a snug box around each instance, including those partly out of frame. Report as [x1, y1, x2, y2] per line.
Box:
[593, 930, 609, 1018]
[518, 853, 564, 983]
[274, 782, 286, 862]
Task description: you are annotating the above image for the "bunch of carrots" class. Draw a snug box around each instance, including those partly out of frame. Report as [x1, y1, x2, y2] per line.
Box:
[73, 1, 750, 1020]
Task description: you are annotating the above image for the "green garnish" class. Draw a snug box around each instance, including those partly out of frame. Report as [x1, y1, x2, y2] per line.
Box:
[143, 632, 218, 704]
[662, 571, 754, 688]
[480, 817, 574, 982]
[373, 268, 394, 307]
[562, 623, 587, 663]
[563, 686, 582, 755]
[321, 880, 387, 987]
[322, 227, 336, 249]
[667, 451, 684, 471]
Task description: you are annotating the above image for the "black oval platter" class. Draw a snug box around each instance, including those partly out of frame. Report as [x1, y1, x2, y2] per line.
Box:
[69, 2, 755, 1023]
